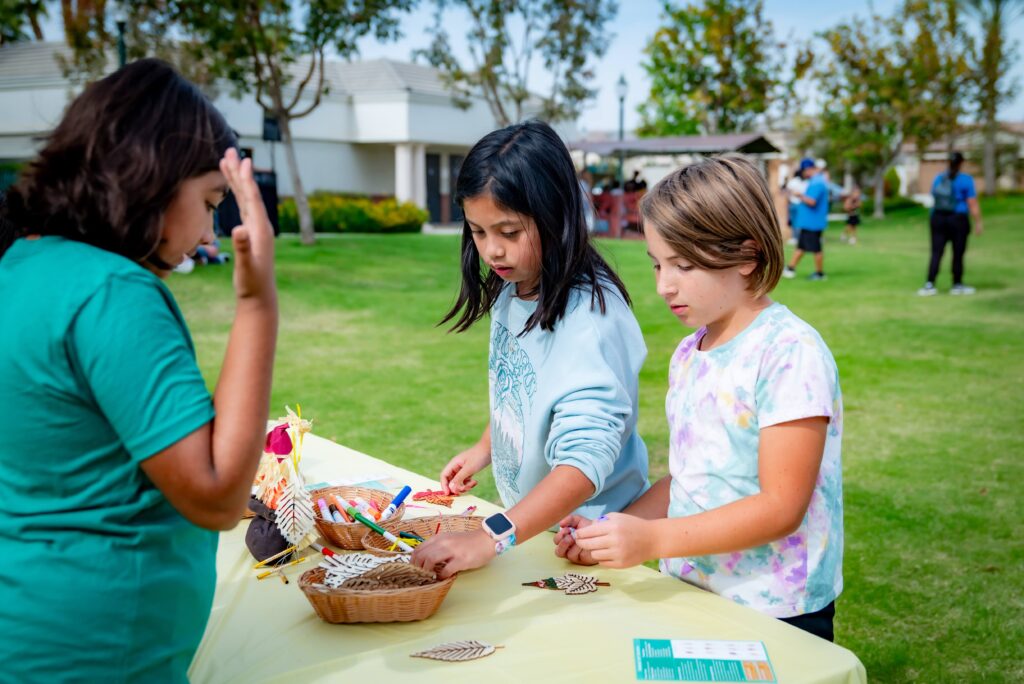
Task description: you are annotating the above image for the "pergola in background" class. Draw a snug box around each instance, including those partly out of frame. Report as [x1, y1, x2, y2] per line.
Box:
[568, 133, 781, 238]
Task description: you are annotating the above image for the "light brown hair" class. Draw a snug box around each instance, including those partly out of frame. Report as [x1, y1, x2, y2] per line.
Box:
[639, 153, 784, 296]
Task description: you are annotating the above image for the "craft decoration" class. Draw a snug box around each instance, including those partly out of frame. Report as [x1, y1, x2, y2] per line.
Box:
[410, 640, 500, 663]
[522, 572, 609, 595]
[412, 489, 455, 508]
[248, 405, 317, 559]
[319, 552, 410, 587]
[340, 562, 437, 590]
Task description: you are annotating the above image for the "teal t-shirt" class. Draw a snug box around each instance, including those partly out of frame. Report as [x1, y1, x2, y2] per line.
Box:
[0, 237, 217, 682]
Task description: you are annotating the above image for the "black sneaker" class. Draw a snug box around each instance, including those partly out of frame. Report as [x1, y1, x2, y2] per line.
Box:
[808, 272, 827, 281]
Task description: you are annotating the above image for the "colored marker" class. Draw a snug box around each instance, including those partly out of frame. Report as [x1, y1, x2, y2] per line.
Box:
[349, 498, 379, 520]
[399, 531, 426, 542]
[380, 485, 412, 520]
[345, 507, 415, 552]
[316, 498, 333, 522]
[329, 495, 353, 522]
[311, 542, 336, 558]
[327, 504, 346, 523]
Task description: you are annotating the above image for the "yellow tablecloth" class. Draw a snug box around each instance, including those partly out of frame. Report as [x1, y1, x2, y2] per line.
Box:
[189, 433, 866, 683]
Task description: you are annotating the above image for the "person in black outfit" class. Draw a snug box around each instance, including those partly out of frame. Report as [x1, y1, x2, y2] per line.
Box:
[918, 152, 984, 296]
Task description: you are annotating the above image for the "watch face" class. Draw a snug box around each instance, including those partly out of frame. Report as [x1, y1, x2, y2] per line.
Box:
[485, 513, 514, 536]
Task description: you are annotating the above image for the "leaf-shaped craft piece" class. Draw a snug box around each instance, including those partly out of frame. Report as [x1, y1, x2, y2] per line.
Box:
[522, 573, 609, 595]
[341, 562, 436, 590]
[274, 469, 316, 546]
[320, 553, 409, 587]
[410, 640, 498, 662]
[412, 490, 455, 507]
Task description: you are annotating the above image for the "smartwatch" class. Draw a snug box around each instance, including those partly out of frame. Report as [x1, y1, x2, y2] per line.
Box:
[482, 512, 517, 555]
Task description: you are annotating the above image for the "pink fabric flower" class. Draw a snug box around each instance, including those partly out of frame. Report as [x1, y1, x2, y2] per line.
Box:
[264, 424, 292, 455]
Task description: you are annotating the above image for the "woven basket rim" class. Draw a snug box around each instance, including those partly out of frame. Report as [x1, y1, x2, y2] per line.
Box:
[299, 565, 456, 597]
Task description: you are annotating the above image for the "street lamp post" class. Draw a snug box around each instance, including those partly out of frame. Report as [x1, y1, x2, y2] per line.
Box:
[615, 74, 628, 189]
[114, 2, 127, 68]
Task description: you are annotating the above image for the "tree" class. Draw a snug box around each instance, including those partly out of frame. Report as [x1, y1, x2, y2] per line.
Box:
[815, 1, 973, 218]
[961, 0, 1023, 195]
[416, 0, 617, 126]
[637, 0, 800, 137]
[0, 0, 46, 44]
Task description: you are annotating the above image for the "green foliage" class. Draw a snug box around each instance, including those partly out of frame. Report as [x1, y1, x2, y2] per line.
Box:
[0, 0, 45, 44]
[278, 194, 428, 234]
[859, 195, 920, 216]
[883, 166, 902, 198]
[637, 0, 800, 136]
[416, 0, 617, 126]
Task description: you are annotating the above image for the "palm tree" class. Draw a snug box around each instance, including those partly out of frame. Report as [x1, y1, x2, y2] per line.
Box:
[0, 1, 47, 44]
[960, 0, 1024, 195]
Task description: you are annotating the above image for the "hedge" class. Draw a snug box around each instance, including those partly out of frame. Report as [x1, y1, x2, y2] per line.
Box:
[278, 192, 428, 234]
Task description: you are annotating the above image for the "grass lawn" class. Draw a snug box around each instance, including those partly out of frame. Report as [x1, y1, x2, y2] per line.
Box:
[171, 196, 1023, 682]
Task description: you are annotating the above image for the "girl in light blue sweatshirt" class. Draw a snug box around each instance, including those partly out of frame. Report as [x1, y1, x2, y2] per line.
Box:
[411, 120, 650, 578]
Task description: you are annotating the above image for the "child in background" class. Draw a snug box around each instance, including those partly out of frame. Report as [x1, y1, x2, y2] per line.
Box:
[0, 60, 277, 680]
[411, 120, 650, 579]
[555, 154, 844, 642]
[842, 186, 862, 245]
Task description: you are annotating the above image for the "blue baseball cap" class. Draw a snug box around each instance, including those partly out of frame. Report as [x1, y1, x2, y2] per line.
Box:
[799, 158, 815, 171]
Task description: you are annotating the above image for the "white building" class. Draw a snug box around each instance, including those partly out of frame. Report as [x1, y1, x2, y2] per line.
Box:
[0, 42, 571, 224]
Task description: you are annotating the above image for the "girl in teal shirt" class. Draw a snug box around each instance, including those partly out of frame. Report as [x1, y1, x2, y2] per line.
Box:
[0, 59, 278, 681]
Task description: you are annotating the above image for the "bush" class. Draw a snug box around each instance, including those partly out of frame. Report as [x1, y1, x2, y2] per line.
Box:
[278, 193, 429, 234]
[883, 167, 901, 198]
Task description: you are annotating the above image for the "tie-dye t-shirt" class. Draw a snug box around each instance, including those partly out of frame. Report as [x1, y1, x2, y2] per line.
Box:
[659, 303, 843, 618]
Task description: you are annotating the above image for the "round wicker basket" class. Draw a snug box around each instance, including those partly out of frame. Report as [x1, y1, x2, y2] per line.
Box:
[361, 515, 485, 557]
[310, 486, 406, 550]
[298, 566, 457, 623]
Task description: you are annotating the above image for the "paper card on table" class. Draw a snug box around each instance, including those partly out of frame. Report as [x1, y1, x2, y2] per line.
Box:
[305, 475, 404, 492]
[633, 639, 776, 682]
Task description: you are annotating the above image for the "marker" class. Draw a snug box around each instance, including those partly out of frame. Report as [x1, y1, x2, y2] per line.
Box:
[311, 542, 336, 558]
[345, 507, 415, 552]
[329, 495, 353, 522]
[380, 485, 412, 520]
[316, 498, 333, 522]
[327, 504, 346, 523]
[460, 505, 477, 517]
[399, 531, 426, 542]
[350, 497, 380, 520]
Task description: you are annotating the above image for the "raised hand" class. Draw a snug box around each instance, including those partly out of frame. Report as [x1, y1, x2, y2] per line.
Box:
[219, 149, 275, 302]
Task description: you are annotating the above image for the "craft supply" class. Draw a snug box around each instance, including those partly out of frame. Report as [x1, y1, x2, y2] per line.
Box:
[327, 504, 346, 523]
[328, 495, 353, 522]
[346, 507, 415, 552]
[460, 506, 477, 516]
[413, 489, 455, 507]
[316, 498, 332, 521]
[252, 545, 298, 569]
[257, 556, 308, 580]
[380, 485, 412, 520]
[350, 497, 380, 520]
[522, 573, 609, 595]
[399, 531, 426, 542]
[633, 639, 776, 682]
[311, 542, 336, 558]
[410, 641, 501, 662]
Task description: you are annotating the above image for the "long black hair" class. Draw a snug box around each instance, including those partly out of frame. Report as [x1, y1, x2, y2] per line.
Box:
[441, 120, 630, 334]
[0, 58, 236, 264]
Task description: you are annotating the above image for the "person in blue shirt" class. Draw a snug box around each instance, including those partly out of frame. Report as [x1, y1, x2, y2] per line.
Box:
[917, 152, 984, 296]
[783, 158, 831, 281]
[0, 59, 278, 682]
[411, 121, 650, 579]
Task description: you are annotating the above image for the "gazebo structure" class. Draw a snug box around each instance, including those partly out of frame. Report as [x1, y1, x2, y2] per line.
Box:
[568, 133, 781, 237]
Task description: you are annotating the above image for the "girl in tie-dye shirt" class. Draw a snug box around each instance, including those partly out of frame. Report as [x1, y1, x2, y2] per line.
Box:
[556, 154, 843, 642]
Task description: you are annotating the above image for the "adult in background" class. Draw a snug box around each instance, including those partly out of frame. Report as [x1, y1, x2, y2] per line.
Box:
[783, 159, 830, 281]
[785, 159, 813, 245]
[917, 152, 983, 296]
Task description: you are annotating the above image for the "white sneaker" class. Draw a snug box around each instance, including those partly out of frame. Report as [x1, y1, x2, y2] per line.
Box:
[950, 284, 976, 295]
[782, 267, 796, 279]
[787, 237, 798, 246]
[848, 237, 857, 245]
[917, 282, 937, 296]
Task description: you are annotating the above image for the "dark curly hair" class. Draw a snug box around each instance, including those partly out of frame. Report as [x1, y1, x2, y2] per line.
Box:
[0, 58, 236, 264]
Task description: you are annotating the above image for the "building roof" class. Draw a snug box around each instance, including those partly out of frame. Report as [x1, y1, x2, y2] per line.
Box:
[569, 133, 780, 156]
[0, 42, 454, 100]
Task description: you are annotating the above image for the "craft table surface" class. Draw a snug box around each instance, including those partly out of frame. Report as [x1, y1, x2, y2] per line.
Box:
[189, 433, 867, 684]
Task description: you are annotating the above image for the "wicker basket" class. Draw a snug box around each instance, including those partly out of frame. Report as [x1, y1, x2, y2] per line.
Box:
[361, 515, 485, 557]
[310, 486, 406, 550]
[299, 566, 457, 623]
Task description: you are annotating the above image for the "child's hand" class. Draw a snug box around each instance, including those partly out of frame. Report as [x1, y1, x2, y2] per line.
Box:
[410, 529, 496, 579]
[440, 442, 491, 495]
[220, 149, 276, 303]
[553, 514, 597, 566]
[573, 512, 655, 569]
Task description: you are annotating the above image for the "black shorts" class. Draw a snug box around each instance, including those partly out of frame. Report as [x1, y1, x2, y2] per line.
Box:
[780, 601, 836, 642]
[797, 230, 823, 253]
[846, 214, 860, 227]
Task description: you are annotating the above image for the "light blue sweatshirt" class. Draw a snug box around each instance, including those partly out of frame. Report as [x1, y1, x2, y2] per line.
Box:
[488, 281, 650, 520]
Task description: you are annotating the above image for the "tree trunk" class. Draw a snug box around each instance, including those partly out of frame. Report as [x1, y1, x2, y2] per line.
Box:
[873, 166, 885, 219]
[983, 114, 997, 196]
[279, 114, 315, 245]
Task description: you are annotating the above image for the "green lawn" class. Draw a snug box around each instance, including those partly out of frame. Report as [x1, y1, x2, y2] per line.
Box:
[171, 196, 1023, 682]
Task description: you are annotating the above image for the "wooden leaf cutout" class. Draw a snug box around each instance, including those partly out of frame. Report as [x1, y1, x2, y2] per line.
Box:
[410, 640, 497, 662]
[412, 490, 455, 507]
[320, 553, 409, 587]
[522, 573, 609, 595]
[274, 472, 315, 545]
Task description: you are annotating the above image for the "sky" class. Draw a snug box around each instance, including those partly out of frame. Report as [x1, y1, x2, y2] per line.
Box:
[36, 1, 1024, 134]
